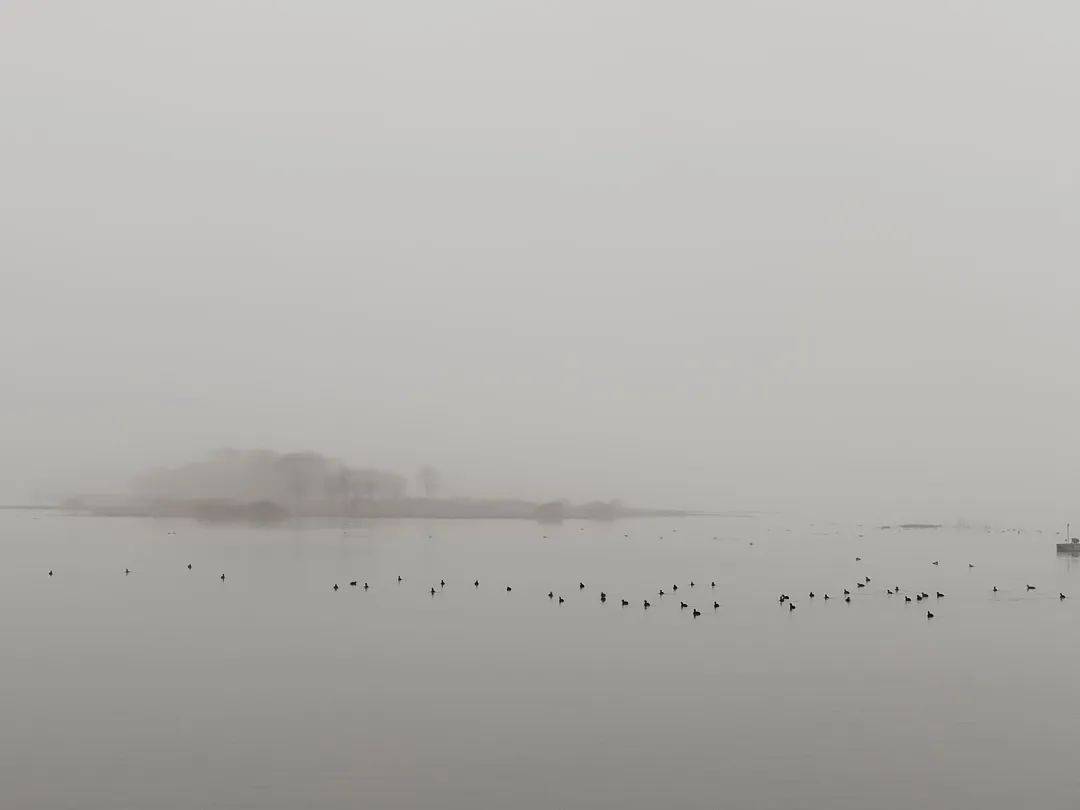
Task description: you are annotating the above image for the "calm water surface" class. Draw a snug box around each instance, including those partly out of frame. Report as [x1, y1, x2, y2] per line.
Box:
[3, 509, 1079, 809]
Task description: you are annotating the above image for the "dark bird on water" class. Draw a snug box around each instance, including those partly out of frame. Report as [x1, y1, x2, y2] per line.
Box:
[643, 600, 651, 609]
[220, 574, 225, 581]
[916, 595, 923, 602]
[430, 587, 436, 596]
[905, 596, 912, 603]
[823, 594, 830, 600]
[506, 586, 512, 592]
[548, 591, 554, 599]
[558, 596, 565, 604]
[932, 561, 939, 566]
[659, 589, 665, 597]
[887, 589, 894, 595]
[1027, 585, 1036, 591]
[187, 564, 192, 570]
[927, 611, 934, 619]
[579, 582, 586, 590]
[672, 584, 678, 591]
[600, 592, 607, 602]
[332, 584, 339, 591]
[809, 592, 814, 598]
[969, 563, 975, 568]
[48, 570, 53, 576]
[843, 589, 850, 596]
[622, 599, 629, 606]
[844, 596, 851, 603]
[350, 581, 357, 587]
[692, 609, 701, 617]
[398, 576, 404, 582]
[689, 582, 695, 588]
[865, 577, 871, 583]
[1061, 593, 1068, 600]
[440, 580, 446, 588]
[857, 582, 865, 589]
[936, 592, 944, 598]
[125, 569, 131, 575]
[993, 586, 998, 592]
[363, 583, 369, 590]
[474, 580, 479, 587]
[680, 602, 688, 609]
[711, 581, 716, 588]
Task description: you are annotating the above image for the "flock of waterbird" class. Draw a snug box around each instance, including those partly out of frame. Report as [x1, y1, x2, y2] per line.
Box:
[777, 556, 1066, 620]
[43, 540, 1067, 622]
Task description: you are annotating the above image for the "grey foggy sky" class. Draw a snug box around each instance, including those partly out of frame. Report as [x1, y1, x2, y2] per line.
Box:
[2, 2, 1078, 515]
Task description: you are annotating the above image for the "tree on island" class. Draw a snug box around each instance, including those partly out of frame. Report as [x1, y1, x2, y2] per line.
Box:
[416, 465, 442, 498]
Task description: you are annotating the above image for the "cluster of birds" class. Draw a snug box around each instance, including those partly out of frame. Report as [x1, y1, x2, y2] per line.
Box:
[775, 558, 1068, 620]
[43, 554, 1068, 622]
[335, 576, 727, 618]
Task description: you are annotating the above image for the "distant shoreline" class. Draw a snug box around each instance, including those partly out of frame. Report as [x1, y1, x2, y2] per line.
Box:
[14, 498, 720, 524]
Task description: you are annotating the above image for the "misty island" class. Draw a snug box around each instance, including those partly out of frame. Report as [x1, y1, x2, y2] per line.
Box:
[67, 449, 692, 523]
